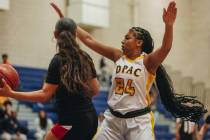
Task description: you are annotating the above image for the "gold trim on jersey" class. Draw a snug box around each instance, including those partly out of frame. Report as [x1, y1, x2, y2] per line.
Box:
[145, 73, 156, 105]
[147, 72, 155, 139]
[125, 55, 144, 62]
[150, 112, 155, 139]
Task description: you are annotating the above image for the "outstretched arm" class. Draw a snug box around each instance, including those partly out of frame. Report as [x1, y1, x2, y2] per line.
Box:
[144, 1, 177, 74]
[77, 26, 123, 62]
[50, 2, 122, 62]
[0, 79, 58, 103]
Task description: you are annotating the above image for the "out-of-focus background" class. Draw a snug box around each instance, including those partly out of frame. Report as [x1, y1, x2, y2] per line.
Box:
[0, 0, 210, 140]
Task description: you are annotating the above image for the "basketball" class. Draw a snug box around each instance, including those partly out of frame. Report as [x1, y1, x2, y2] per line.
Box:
[0, 64, 20, 90]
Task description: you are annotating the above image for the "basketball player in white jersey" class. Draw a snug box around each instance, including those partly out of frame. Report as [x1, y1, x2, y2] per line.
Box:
[74, 0, 207, 139]
[74, 1, 177, 140]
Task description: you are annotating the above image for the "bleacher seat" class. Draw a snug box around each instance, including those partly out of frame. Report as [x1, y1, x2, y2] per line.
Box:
[14, 66, 47, 107]
[155, 125, 175, 140]
[47, 112, 58, 123]
[14, 66, 47, 91]
[204, 128, 210, 140]
[18, 120, 28, 128]
[155, 125, 169, 133]
[32, 103, 55, 112]
[93, 90, 108, 114]
[27, 129, 36, 140]
[157, 96, 175, 120]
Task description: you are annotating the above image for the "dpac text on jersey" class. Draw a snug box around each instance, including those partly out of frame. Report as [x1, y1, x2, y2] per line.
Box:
[116, 65, 141, 77]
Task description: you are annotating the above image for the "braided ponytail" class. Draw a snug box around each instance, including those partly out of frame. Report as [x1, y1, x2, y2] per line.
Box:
[131, 27, 207, 122]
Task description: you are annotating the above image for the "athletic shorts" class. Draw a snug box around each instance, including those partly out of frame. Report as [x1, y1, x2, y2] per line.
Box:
[95, 110, 155, 140]
[51, 124, 71, 139]
[51, 111, 98, 140]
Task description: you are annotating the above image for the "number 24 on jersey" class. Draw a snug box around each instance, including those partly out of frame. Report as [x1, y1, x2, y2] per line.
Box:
[114, 77, 135, 96]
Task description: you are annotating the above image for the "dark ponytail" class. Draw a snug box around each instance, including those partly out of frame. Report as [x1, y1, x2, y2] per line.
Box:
[131, 27, 207, 122]
[56, 18, 94, 94]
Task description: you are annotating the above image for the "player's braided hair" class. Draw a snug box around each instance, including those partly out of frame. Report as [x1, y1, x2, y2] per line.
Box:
[130, 27, 207, 122]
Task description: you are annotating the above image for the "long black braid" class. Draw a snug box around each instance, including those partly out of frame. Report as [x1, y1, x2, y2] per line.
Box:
[130, 27, 207, 122]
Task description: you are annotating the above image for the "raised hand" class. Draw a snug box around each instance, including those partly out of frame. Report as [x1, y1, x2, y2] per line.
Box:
[163, 1, 177, 26]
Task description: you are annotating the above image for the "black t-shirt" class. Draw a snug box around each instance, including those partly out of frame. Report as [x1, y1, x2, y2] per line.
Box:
[46, 53, 97, 124]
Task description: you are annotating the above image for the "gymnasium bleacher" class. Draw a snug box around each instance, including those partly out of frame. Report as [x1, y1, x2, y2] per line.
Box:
[13, 65, 210, 140]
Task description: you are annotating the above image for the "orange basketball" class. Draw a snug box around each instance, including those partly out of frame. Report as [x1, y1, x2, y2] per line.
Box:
[0, 64, 20, 90]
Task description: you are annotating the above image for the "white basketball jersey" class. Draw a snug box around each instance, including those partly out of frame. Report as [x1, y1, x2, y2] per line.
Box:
[108, 55, 155, 114]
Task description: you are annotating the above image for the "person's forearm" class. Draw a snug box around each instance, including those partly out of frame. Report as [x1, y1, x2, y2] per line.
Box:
[161, 25, 173, 52]
[9, 90, 48, 103]
[76, 26, 102, 54]
[76, 26, 122, 61]
[77, 26, 92, 45]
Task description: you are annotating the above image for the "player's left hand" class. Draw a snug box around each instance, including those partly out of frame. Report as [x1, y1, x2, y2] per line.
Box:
[0, 79, 12, 97]
[163, 1, 177, 26]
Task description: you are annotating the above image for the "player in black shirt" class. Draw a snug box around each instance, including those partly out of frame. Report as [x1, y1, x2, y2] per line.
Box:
[0, 18, 100, 140]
